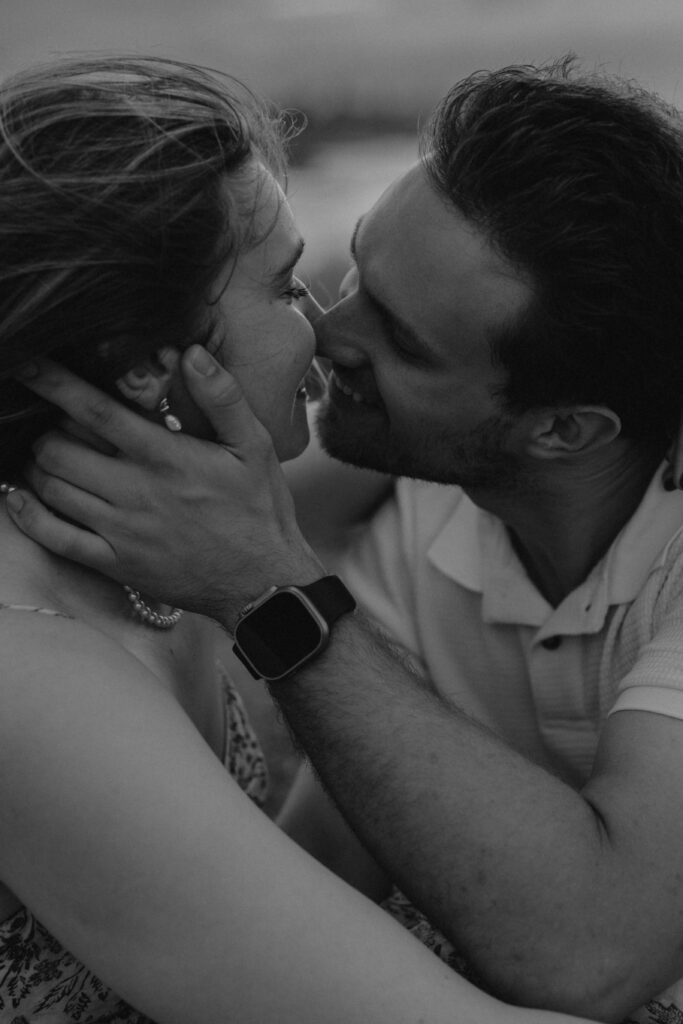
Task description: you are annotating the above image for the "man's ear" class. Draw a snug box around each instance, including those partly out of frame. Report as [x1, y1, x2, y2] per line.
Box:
[116, 347, 181, 411]
[525, 406, 622, 459]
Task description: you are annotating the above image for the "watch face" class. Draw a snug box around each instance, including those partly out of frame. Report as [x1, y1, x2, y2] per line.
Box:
[235, 591, 326, 680]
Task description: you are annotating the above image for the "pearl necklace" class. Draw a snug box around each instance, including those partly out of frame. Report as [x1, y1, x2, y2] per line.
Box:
[123, 585, 183, 630]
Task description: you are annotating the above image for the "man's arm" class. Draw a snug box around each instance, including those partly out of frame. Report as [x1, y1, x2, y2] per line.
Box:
[277, 761, 391, 902]
[269, 613, 683, 1021]
[10, 352, 683, 1021]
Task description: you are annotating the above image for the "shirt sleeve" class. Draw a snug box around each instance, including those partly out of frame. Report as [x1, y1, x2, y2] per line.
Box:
[610, 532, 683, 721]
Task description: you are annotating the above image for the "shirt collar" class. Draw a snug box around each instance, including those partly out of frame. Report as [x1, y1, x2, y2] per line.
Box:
[426, 463, 683, 632]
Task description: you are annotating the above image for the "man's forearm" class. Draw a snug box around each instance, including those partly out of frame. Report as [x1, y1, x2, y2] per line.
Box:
[267, 612, 641, 1019]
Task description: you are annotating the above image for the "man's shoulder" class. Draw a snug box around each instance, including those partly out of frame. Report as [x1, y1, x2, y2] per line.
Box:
[643, 523, 683, 609]
[339, 479, 470, 592]
[391, 479, 490, 565]
[394, 478, 468, 529]
[657, 523, 683, 568]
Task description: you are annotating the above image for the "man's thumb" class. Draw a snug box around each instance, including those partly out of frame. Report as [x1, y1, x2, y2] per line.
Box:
[181, 346, 262, 449]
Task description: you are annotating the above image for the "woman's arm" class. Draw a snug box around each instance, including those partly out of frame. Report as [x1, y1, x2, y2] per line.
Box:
[277, 760, 391, 901]
[0, 610, 593, 1024]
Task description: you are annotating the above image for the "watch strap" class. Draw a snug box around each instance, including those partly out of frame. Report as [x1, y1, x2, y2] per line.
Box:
[296, 575, 356, 626]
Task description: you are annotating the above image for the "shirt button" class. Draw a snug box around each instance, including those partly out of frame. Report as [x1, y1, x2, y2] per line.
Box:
[541, 635, 562, 650]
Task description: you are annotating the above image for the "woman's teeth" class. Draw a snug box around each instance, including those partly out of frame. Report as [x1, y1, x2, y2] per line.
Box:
[300, 360, 327, 401]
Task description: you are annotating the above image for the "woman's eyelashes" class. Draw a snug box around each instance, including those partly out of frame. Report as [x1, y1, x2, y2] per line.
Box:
[282, 277, 309, 304]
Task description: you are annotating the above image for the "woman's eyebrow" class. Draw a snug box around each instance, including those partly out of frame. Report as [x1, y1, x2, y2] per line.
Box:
[269, 238, 305, 282]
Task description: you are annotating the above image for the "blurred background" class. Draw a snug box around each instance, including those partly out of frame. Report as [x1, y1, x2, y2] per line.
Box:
[4, 1, 683, 306]
[3, 0, 683, 810]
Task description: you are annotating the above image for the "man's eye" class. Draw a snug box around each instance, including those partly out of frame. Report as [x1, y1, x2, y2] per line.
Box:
[391, 333, 420, 361]
[377, 310, 421, 361]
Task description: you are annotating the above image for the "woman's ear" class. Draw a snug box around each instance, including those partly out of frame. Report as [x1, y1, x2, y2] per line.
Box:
[116, 347, 181, 411]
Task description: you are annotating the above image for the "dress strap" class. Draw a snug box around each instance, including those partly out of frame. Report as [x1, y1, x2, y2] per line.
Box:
[0, 603, 74, 620]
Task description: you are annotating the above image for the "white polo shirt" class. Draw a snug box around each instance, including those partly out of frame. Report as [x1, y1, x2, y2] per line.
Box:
[339, 467, 683, 1020]
[338, 466, 683, 786]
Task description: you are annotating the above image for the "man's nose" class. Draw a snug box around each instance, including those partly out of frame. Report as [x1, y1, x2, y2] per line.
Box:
[314, 295, 368, 365]
[303, 264, 356, 324]
[337, 265, 356, 301]
[301, 288, 325, 326]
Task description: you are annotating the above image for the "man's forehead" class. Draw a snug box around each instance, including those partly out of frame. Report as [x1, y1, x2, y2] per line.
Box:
[356, 163, 497, 274]
[357, 163, 514, 282]
[355, 162, 532, 348]
[355, 163, 439, 251]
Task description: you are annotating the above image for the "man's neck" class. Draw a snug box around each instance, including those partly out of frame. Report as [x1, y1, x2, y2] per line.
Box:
[465, 443, 664, 608]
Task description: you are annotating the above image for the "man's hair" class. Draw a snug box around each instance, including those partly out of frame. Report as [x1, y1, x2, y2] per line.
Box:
[421, 57, 683, 444]
[0, 55, 289, 473]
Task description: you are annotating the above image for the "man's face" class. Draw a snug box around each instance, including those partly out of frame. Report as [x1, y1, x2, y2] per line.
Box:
[315, 163, 533, 487]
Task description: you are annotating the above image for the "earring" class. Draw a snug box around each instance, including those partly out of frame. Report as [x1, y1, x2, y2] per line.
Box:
[159, 397, 182, 432]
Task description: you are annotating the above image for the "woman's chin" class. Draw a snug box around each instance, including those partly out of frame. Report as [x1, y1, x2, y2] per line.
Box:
[275, 422, 310, 463]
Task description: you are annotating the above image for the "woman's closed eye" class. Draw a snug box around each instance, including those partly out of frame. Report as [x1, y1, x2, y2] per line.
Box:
[282, 277, 309, 304]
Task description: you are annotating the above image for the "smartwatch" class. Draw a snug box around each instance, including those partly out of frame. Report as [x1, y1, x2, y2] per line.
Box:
[232, 575, 356, 682]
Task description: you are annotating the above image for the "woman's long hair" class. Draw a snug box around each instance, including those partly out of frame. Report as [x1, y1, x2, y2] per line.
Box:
[0, 55, 290, 474]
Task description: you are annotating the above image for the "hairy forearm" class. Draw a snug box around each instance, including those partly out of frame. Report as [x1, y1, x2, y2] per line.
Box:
[267, 613, 647, 1020]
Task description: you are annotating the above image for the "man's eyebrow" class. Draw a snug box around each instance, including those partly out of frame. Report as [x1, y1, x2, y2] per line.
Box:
[269, 237, 305, 281]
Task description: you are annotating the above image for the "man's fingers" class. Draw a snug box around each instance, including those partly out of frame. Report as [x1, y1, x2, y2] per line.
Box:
[31, 430, 124, 502]
[60, 416, 119, 456]
[24, 462, 114, 531]
[16, 359, 167, 461]
[181, 346, 273, 454]
[4, 488, 117, 574]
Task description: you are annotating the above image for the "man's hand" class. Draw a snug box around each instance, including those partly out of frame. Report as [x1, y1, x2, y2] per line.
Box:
[8, 347, 323, 628]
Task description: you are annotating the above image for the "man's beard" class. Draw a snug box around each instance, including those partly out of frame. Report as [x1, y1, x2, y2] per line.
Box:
[315, 394, 520, 490]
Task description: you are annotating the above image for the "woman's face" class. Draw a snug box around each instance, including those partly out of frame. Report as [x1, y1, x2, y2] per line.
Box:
[169, 165, 319, 462]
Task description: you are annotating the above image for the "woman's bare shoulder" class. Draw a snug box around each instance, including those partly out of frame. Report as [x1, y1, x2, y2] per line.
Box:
[0, 603, 176, 733]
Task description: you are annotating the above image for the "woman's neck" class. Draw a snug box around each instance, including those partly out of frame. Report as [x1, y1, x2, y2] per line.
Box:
[0, 504, 152, 627]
